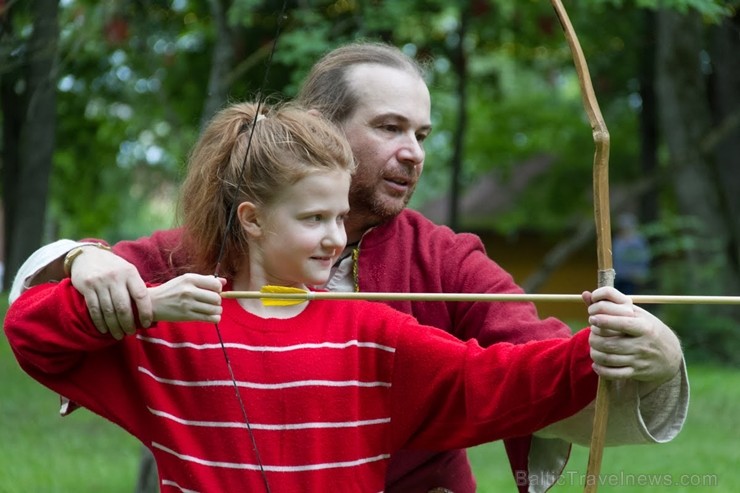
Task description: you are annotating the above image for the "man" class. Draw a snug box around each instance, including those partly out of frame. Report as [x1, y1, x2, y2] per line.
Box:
[11, 42, 687, 493]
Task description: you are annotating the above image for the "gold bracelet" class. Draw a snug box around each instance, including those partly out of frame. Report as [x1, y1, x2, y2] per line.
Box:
[63, 243, 112, 278]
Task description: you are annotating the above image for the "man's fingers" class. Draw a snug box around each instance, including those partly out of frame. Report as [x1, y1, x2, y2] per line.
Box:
[587, 300, 635, 318]
[590, 346, 636, 366]
[590, 333, 660, 381]
[109, 284, 137, 336]
[590, 286, 631, 304]
[589, 331, 635, 355]
[85, 290, 126, 340]
[591, 344, 639, 380]
[99, 291, 127, 339]
[592, 363, 635, 380]
[589, 324, 623, 338]
[83, 294, 109, 335]
[589, 314, 644, 337]
[69, 249, 146, 338]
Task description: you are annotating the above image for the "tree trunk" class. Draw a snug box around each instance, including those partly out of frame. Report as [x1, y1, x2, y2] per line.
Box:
[707, 11, 740, 277]
[638, 9, 659, 225]
[1, 0, 59, 291]
[655, 9, 724, 286]
[655, 11, 708, 213]
[448, 4, 469, 231]
[655, 8, 740, 360]
[200, 0, 234, 128]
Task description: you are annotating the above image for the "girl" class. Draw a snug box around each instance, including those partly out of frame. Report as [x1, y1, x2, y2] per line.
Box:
[6, 102, 602, 492]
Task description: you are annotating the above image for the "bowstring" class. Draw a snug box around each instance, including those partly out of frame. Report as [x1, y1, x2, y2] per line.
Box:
[211, 4, 288, 492]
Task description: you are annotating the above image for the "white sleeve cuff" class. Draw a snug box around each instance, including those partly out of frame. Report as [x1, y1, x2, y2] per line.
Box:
[8, 239, 92, 303]
[534, 360, 689, 446]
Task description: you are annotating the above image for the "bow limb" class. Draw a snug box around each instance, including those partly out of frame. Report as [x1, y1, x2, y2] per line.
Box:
[549, 1, 613, 492]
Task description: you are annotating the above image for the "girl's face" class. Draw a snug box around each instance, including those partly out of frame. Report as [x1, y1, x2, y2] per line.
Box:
[243, 169, 351, 289]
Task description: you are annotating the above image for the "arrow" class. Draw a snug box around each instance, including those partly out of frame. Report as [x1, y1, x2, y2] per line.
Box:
[221, 287, 740, 306]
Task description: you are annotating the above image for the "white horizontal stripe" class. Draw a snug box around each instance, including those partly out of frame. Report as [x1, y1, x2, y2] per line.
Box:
[149, 407, 390, 430]
[160, 479, 199, 493]
[137, 335, 395, 353]
[138, 366, 391, 389]
[153, 441, 390, 472]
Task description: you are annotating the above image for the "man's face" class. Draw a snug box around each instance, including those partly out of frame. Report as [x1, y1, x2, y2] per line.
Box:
[340, 64, 432, 236]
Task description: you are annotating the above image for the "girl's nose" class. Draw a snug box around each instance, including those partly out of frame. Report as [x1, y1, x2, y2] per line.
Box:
[322, 221, 347, 250]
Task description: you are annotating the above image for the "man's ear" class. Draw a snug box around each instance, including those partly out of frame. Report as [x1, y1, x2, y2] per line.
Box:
[237, 201, 262, 237]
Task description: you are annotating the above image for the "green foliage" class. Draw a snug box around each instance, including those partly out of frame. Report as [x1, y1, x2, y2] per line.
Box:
[643, 215, 740, 365]
[271, 8, 346, 96]
[470, 365, 740, 491]
[411, 1, 644, 234]
[595, 0, 736, 22]
[662, 304, 740, 365]
[46, 1, 211, 240]
[6, 0, 737, 239]
[41, 0, 664, 240]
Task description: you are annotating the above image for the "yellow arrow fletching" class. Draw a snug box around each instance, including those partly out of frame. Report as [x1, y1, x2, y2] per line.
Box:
[259, 285, 310, 306]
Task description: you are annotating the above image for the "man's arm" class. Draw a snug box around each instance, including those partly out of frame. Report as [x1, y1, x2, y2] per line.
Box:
[9, 240, 151, 339]
[8, 229, 186, 339]
[67, 245, 153, 339]
[535, 288, 688, 445]
[9, 239, 85, 302]
[535, 362, 688, 446]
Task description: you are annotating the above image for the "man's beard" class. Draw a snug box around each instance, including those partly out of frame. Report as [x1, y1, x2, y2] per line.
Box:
[349, 182, 415, 224]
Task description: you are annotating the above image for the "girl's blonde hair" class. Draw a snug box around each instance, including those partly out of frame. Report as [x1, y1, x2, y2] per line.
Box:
[177, 101, 355, 277]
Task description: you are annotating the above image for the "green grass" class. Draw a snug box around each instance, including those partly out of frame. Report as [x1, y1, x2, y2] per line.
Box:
[1, 326, 140, 492]
[2, 308, 738, 492]
[469, 364, 740, 492]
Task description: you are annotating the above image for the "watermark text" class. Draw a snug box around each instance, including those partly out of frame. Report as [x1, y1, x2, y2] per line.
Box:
[516, 470, 719, 488]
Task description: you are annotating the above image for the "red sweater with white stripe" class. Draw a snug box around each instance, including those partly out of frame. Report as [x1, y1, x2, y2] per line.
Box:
[64, 209, 588, 491]
[5, 279, 597, 493]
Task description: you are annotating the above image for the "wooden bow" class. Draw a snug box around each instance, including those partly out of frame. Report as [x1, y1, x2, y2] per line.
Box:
[549, 1, 613, 491]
